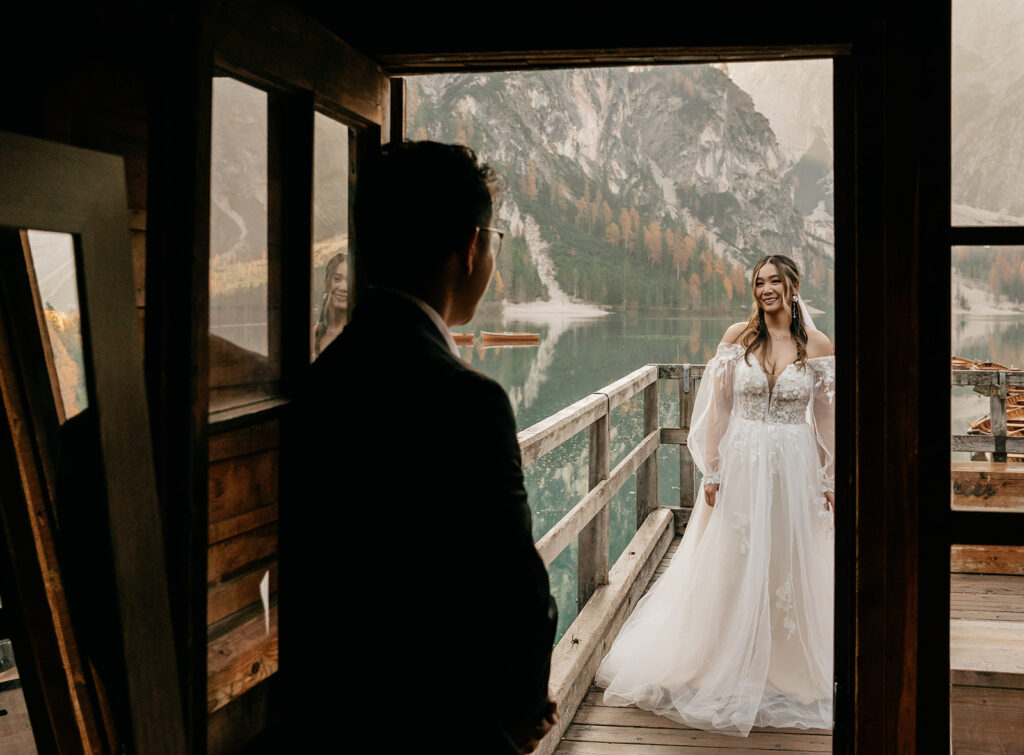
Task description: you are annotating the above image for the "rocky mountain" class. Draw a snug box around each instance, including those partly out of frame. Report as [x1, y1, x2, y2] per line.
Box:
[952, 0, 1024, 222]
[407, 64, 834, 316]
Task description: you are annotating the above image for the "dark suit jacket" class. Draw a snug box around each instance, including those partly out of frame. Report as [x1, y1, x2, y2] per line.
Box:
[287, 288, 557, 752]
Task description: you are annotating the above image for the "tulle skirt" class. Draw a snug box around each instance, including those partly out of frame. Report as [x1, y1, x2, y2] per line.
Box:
[595, 417, 834, 736]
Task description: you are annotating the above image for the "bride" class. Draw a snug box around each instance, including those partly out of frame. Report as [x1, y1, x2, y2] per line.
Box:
[595, 254, 835, 735]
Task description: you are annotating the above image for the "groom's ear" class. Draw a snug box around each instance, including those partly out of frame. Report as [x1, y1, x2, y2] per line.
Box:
[456, 229, 481, 275]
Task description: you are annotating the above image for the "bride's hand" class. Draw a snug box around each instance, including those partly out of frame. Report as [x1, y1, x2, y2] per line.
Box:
[824, 492, 835, 512]
[705, 483, 719, 508]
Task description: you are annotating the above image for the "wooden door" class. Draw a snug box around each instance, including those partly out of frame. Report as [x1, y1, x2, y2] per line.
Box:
[0, 131, 186, 753]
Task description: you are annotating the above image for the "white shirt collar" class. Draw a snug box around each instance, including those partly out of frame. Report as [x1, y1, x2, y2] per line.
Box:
[374, 287, 460, 357]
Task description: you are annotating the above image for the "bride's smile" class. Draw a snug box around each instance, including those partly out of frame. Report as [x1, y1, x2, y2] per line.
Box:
[754, 263, 788, 315]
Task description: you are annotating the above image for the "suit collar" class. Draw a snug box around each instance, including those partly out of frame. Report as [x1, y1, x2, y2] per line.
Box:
[352, 288, 459, 357]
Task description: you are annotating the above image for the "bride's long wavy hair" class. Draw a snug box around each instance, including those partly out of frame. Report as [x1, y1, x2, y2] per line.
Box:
[741, 254, 808, 369]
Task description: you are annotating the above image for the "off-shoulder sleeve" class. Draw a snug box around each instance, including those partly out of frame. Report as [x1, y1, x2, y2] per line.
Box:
[809, 356, 836, 494]
[687, 342, 742, 485]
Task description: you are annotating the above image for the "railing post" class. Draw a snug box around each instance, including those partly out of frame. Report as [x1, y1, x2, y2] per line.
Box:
[679, 367, 695, 508]
[636, 379, 659, 527]
[991, 371, 1008, 462]
[578, 412, 609, 609]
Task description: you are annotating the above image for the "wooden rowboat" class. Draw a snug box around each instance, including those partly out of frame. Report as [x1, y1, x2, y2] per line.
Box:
[451, 332, 474, 346]
[481, 331, 540, 344]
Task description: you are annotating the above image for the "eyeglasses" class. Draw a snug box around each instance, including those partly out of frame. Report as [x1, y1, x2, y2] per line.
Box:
[478, 226, 505, 261]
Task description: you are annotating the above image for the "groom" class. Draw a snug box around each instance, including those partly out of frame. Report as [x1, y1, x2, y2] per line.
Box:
[293, 141, 558, 752]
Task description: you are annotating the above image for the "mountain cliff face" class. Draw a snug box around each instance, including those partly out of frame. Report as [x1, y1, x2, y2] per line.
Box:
[952, 0, 1024, 222]
[408, 64, 834, 315]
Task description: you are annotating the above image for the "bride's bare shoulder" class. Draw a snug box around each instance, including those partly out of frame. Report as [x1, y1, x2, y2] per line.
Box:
[805, 327, 835, 358]
[722, 321, 750, 344]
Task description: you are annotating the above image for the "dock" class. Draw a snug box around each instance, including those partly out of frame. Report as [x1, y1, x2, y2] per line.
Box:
[514, 364, 1024, 755]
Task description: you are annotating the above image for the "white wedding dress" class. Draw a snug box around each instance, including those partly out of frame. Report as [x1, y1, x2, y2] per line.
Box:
[595, 341, 836, 735]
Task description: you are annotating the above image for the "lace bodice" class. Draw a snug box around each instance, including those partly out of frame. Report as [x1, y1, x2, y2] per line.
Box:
[691, 342, 836, 492]
[734, 349, 811, 424]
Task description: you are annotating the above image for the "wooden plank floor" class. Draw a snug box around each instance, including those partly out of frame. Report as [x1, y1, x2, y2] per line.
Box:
[556, 534, 1024, 753]
[557, 535, 832, 753]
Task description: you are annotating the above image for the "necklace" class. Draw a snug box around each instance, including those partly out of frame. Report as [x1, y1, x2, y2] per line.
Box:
[768, 329, 790, 341]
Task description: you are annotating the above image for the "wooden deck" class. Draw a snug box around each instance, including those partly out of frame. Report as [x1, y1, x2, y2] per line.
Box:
[554, 534, 1024, 754]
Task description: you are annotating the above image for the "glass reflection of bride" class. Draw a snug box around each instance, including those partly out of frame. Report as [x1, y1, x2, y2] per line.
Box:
[596, 254, 835, 735]
[313, 252, 347, 358]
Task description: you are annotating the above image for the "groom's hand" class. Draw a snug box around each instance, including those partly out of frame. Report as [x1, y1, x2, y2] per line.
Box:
[514, 693, 559, 753]
[824, 491, 835, 511]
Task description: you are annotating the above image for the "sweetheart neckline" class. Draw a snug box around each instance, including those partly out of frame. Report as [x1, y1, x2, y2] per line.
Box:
[757, 360, 796, 392]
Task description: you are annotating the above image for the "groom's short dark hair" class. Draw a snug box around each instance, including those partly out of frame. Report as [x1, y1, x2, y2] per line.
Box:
[355, 140, 497, 290]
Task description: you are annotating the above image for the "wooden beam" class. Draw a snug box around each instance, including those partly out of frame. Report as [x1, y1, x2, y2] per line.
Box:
[635, 382, 659, 527]
[206, 602, 278, 714]
[389, 77, 405, 144]
[579, 415, 610, 610]
[211, 0, 386, 126]
[951, 370, 1024, 388]
[518, 393, 606, 467]
[374, 44, 852, 75]
[535, 508, 674, 755]
[657, 364, 706, 381]
[536, 431, 660, 567]
[679, 375, 695, 508]
[952, 462, 1024, 513]
[951, 435, 1024, 454]
[952, 545, 1024, 576]
[597, 365, 658, 411]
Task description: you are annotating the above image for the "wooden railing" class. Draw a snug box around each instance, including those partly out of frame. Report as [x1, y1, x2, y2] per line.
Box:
[516, 363, 706, 754]
[951, 369, 1024, 461]
[951, 369, 1024, 518]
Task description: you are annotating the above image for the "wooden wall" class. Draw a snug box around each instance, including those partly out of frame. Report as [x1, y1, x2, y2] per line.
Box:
[207, 421, 280, 753]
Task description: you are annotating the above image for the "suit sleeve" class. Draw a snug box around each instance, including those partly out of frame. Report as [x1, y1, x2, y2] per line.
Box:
[462, 373, 558, 738]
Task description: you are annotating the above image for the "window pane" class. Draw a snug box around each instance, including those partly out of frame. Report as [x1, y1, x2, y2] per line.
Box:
[209, 77, 278, 411]
[0, 638, 40, 753]
[23, 230, 88, 422]
[951, 245, 1024, 473]
[311, 113, 350, 361]
[952, 0, 1024, 225]
[950, 543, 1024, 751]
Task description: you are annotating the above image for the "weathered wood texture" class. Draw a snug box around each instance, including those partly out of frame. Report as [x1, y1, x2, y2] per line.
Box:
[519, 394, 606, 467]
[951, 371, 1024, 389]
[537, 431, 659, 569]
[211, 0, 386, 125]
[0, 679, 37, 754]
[206, 420, 280, 714]
[208, 562, 278, 626]
[578, 416, 611, 609]
[537, 509, 674, 755]
[207, 602, 278, 714]
[949, 572, 1024, 753]
[207, 681, 272, 755]
[951, 686, 1024, 755]
[636, 382, 658, 527]
[952, 546, 1024, 576]
[951, 436, 1024, 455]
[952, 462, 1024, 512]
[555, 556, 1024, 754]
[679, 377, 696, 508]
